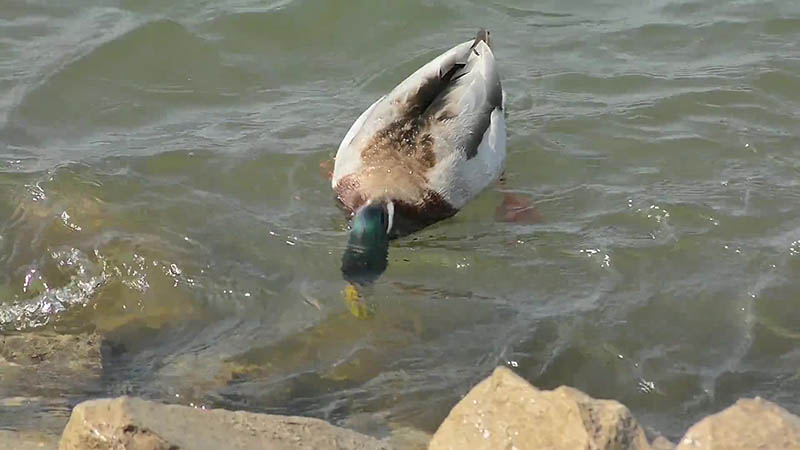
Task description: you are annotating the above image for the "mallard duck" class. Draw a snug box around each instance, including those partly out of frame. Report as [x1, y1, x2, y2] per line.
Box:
[332, 29, 506, 285]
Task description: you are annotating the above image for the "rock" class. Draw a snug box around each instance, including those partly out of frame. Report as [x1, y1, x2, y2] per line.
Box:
[650, 436, 676, 450]
[0, 332, 102, 372]
[429, 366, 650, 450]
[0, 430, 59, 450]
[0, 332, 103, 433]
[676, 397, 800, 450]
[0, 332, 103, 400]
[387, 426, 431, 450]
[58, 396, 393, 450]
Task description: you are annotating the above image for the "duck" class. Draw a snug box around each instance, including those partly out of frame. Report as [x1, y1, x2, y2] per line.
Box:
[332, 28, 506, 285]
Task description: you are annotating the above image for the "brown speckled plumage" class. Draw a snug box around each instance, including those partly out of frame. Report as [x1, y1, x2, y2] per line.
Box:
[332, 28, 504, 236]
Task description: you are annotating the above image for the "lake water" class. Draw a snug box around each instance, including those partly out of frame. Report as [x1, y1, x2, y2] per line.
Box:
[1, 0, 799, 441]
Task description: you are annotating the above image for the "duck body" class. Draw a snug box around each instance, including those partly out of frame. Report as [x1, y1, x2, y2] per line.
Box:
[333, 29, 506, 283]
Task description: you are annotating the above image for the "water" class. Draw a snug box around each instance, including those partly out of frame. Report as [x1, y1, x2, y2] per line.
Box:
[2, 0, 799, 441]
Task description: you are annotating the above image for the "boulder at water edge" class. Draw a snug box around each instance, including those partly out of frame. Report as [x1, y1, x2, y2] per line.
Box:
[428, 366, 650, 450]
[676, 397, 800, 450]
[58, 396, 392, 450]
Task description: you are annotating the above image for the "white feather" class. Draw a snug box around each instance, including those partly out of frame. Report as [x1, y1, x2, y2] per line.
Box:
[428, 106, 506, 208]
[333, 32, 506, 212]
[386, 201, 395, 233]
[332, 95, 383, 188]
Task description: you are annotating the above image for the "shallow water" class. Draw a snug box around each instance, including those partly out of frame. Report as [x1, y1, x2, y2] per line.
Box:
[1, 0, 799, 440]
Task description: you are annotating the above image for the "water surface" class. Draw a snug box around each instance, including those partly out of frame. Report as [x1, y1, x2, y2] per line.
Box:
[2, 0, 799, 440]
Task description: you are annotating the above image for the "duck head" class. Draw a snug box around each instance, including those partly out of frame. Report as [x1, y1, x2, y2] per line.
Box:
[341, 201, 394, 285]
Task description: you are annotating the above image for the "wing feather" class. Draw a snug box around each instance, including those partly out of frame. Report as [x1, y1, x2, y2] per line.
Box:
[333, 30, 505, 202]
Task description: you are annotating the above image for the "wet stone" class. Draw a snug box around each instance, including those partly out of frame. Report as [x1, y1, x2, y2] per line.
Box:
[650, 435, 676, 450]
[0, 332, 103, 435]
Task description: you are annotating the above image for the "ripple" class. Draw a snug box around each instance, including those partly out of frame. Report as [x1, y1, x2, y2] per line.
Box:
[754, 69, 800, 103]
[0, 7, 137, 127]
[7, 17, 258, 144]
[2, 0, 800, 441]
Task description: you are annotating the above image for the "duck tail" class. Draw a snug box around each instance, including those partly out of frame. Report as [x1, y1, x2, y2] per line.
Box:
[470, 28, 491, 52]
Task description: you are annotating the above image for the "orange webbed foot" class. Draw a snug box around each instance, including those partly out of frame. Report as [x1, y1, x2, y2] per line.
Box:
[319, 158, 334, 180]
[495, 192, 542, 224]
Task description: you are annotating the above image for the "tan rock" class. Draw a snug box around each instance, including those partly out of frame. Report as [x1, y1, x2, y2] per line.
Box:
[58, 396, 392, 450]
[650, 436, 675, 450]
[676, 397, 800, 450]
[429, 366, 650, 450]
[387, 426, 432, 450]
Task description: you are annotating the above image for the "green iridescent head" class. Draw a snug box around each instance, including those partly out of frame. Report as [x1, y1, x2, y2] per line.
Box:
[341, 202, 393, 285]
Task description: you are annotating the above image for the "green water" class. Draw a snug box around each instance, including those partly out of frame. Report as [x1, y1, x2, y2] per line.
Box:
[2, 0, 799, 441]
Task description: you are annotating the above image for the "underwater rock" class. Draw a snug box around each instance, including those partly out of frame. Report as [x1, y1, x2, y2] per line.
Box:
[0, 332, 102, 371]
[0, 332, 103, 398]
[0, 430, 58, 450]
[650, 435, 676, 450]
[0, 332, 103, 444]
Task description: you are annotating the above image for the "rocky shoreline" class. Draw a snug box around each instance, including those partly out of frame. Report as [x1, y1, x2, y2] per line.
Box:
[3, 332, 799, 449]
